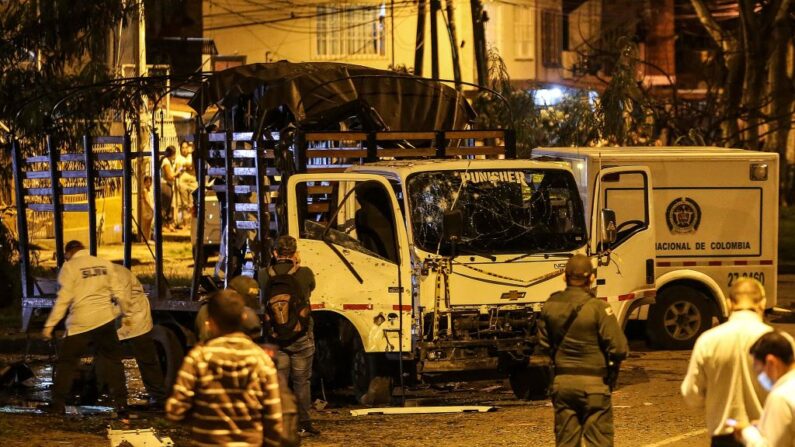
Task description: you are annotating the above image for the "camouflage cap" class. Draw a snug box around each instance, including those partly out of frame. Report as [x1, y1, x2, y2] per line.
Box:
[565, 254, 594, 279]
[227, 275, 260, 308]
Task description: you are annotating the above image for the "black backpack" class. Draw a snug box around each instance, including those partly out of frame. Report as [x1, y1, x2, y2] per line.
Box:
[264, 263, 310, 342]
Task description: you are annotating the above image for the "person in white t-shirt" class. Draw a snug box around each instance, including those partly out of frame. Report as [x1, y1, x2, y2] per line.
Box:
[160, 146, 178, 230]
[681, 278, 772, 447]
[736, 331, 795, 447]
[175, 140, 198, 228]
[140, 175, 154, 242]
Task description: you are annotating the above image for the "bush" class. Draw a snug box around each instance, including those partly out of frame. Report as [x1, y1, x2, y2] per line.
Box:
[0, 211, 19, 308]
[780, 207, 795, 267]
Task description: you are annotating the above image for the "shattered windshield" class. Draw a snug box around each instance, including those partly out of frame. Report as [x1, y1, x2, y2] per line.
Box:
[407, 169, 586, 254]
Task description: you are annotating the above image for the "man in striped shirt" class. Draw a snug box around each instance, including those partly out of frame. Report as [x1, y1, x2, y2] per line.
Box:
[166, 290, 283, 446]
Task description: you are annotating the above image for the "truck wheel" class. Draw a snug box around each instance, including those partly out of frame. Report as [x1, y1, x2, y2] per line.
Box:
[151, 325, 185, 392]
[509, 364, 552, 401]
[647, 286, 713, 350]
[313, 335, 346, 390]
[351, 337, 392, 406]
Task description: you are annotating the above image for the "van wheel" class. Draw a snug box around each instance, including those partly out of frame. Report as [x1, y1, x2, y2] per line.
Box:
[509, 364, 552, 400]
[351, 337, 392, 406]
[647, 286, 712, 350]
[151, 325, 185, 392]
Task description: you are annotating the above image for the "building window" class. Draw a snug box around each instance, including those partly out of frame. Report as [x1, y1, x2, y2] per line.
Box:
[514, 6, 535, 60]
[541, 9, 562, 67]
[316, 4, 386, 57]
[213, 55, 246, 72]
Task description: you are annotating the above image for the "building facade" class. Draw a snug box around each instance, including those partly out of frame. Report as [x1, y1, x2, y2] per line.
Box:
[203, 0, 569, 88]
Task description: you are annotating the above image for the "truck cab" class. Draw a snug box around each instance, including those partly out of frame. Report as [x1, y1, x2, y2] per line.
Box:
[285, 155, 656, 401]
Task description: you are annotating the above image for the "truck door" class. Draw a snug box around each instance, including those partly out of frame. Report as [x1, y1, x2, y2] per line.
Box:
[286, 173, 412, 355]
[590, 167, 656, 325]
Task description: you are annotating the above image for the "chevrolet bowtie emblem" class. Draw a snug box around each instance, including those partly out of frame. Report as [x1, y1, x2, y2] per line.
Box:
[500, 290, 526, 301]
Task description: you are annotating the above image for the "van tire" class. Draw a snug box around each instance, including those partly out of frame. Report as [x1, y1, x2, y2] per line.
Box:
[150, 325, 185, 393]
[647, 286, 712, 350]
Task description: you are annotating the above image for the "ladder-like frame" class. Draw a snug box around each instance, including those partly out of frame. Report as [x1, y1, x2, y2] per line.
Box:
[11, 134, 136, 330]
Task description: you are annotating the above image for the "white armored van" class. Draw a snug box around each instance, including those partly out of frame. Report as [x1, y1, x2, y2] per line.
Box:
[534, 147, 779, 349]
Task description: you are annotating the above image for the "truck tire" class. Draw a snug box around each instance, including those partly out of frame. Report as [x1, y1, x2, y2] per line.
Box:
[313, 335, 347, 390]
[509, 364, 552, 401]
[647, 286, 713, 350]
[150, 325, 185, 392]
[351, 337, 392, 406]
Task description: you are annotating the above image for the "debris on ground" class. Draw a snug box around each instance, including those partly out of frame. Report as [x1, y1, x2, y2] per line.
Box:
[107, 428, 174, 447]
[0, 362, 35, 388]
[313, 399, 328, 411]
[351, 405, 497, 416]
[480, 385, 502, 393]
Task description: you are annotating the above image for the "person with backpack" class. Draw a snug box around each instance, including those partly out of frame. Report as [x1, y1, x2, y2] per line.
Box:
[538, 254, 628, 447]
[259, 235, 319, 437]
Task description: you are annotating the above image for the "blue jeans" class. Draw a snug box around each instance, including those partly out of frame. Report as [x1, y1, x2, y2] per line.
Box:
[275, 333, 315, 424]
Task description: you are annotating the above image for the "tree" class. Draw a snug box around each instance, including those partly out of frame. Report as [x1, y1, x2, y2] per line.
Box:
[0, 1, 140, 141]
[690, 0, 794, 199]
[0, 0, 140, 303]
[472, 44, 655, 155]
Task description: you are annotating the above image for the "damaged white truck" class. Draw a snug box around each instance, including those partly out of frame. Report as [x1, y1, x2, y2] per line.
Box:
[12, 62, 657, 403]
[282, 132, 657, 402]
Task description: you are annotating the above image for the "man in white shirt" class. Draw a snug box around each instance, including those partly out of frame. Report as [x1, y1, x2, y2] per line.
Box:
[175, 140, 198, 228]
[681, 278, 772, 447]
[112, 264, 167, 408]
[42, 241, 129, 415]
[737, 331, 795, 447]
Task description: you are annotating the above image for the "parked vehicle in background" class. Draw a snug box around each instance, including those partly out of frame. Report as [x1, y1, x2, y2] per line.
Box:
[533, 147, 779, 349]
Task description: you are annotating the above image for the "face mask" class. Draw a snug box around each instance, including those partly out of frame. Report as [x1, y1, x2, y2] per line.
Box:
[757, 371, 774, 391]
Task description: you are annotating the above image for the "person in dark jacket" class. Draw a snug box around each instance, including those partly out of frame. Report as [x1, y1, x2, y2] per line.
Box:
[258, 235, 318, 437]
[538, 254, 629, 447]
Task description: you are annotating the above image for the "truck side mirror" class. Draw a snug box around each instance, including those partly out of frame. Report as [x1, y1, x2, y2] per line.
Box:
[600, 208, 617, 246]
[442, 209, 463, 242]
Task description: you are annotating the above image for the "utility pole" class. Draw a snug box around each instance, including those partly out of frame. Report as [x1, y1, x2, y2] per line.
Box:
[390, 0, 395, 67]
[470, 0, 488, 87]
[414, 0, 426, 76]
[134, 0, 147, 79]
[133, 0, 147, 249]
[430, 0, 440, 79]
[444, 0, 462, 90]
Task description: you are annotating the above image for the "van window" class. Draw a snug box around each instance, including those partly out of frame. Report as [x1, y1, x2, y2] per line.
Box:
[601, 171, 649, 246]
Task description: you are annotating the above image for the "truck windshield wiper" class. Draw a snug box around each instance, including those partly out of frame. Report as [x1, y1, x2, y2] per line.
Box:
[321, 185, 364, 284]
[321, 235, 364, 284]
[505, 252, 573, 263]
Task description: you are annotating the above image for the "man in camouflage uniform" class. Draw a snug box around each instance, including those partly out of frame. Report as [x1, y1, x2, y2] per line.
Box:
[539, 254, 628, 447]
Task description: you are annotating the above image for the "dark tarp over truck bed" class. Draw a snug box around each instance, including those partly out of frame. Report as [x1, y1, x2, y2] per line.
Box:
[189, 61, 476, 133]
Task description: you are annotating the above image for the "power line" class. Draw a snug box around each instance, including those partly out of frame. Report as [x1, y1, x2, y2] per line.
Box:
[205, 1, 416, 31]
